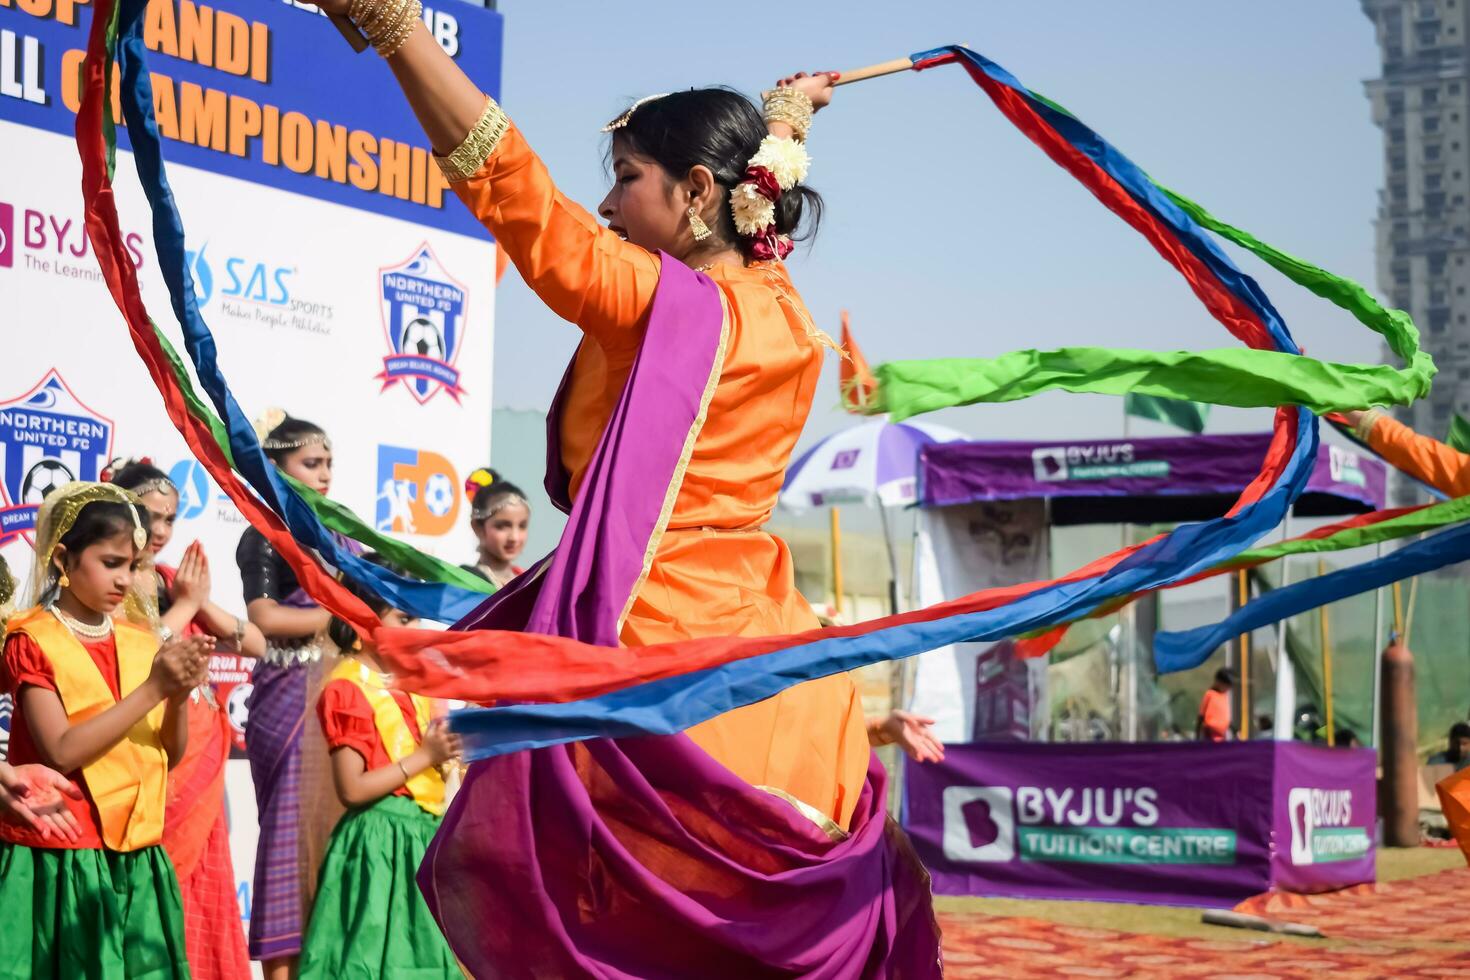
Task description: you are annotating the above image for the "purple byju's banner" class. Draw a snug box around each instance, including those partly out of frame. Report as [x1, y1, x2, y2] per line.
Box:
[920, 433, 1385, 512]
[904, 742, 1276, 907]
[1272, 743, 1377, 894]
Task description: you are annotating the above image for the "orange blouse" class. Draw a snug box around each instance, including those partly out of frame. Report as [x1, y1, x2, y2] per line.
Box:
[449, 104, 868, 828]
[1366, 411, 1470, 499]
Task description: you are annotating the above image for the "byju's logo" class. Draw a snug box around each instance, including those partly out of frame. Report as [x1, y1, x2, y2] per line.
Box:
[1032, 447, 1068, 482]
[375, 445, 461, 536]
[1288, 787, 1370, 865]
[0, 370, 114, 546]
[1328, 446, 1367, 488]
[943, 786, 1017, 863]
[0, 202, 13, 268]
[167, 459, 215, 520]
[376, 243, 469, 405]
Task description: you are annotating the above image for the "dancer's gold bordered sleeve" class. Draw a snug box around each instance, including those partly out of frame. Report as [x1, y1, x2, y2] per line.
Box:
[434, 96, 509, 183]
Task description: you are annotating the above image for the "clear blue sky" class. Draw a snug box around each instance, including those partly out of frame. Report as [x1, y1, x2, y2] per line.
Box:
[489, 1, 1386, 447]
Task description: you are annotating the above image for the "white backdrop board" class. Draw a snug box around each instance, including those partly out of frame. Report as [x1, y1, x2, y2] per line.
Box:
[909, 499, 1051, 743]
[1, 0, 504, 953]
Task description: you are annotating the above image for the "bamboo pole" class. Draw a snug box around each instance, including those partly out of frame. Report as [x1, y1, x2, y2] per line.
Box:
[1319, 559, 1334, 747]
[1238, 568, 1250, 741]
[830, 506, 845, 617]
[1392, 580, 1404, 636]
[833, 56, 918, 86]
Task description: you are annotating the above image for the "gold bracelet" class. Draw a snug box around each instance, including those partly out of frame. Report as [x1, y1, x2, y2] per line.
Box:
[375, 0, 421, 58]
[763, 87, 813, 142]
[1355, 407, 1385, 442]
[353, 0, 399, 41]
[396, 760, 411, 783]
[434, 96, 510, 182]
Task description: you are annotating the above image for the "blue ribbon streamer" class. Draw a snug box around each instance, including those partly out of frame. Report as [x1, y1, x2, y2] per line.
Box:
[112, 0, 486, 624]
[448, 45, 1321, 758]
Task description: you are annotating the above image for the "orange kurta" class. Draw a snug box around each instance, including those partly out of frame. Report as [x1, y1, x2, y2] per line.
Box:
[1365, 411, 1470, 498]
[451, 116, 869, 828]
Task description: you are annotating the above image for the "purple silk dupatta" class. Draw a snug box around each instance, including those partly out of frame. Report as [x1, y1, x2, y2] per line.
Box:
[421, 258, 941, 978]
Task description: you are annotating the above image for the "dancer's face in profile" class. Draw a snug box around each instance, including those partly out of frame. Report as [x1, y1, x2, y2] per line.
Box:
[279, 444, 333, 496]
[600, 138, 720, 261]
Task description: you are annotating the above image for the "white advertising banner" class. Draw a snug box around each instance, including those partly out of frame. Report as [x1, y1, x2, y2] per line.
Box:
[910, 500, 1051, 743]
[1, 0, 504, 951]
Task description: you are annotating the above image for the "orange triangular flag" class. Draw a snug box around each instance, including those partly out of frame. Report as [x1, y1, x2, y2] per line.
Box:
[495, 243, 510, 284]
[839, 311, 878, 414]
[1437, 766, 1470, 866]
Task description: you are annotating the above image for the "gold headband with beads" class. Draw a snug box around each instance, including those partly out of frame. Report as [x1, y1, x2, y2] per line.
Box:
[601, 93, 672, 133]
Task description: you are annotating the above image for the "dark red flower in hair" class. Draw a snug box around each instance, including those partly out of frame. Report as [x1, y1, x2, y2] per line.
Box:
[743, 166, 781, 202]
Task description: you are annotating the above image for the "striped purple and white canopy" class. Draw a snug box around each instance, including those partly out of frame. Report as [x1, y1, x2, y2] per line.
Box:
[779, 418, 967, 511]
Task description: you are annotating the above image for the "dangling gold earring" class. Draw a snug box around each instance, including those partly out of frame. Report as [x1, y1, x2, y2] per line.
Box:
[687, 206, 712, 242]
[58, 571, 70, 589]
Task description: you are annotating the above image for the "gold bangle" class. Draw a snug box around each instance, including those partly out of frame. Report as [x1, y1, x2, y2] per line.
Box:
[375, 0, 421, 58]
[434, 96, 510, 182]
[1355, 407, 1385, 442]
[396, 760, 411, 784]
[763, 87, 813, 142]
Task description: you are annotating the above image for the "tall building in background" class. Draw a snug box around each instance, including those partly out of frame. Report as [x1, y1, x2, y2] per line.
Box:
[1363, 0, 1470, 503]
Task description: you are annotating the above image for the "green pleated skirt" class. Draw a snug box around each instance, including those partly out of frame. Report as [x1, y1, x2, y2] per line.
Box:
[298, 794, 460, 979]
[0, 841, 189, 979]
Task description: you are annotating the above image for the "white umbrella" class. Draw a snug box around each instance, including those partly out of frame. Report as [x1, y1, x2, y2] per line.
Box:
[780, 419, 967, 613]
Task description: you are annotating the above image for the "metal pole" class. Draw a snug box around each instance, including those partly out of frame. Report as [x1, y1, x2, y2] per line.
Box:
[1319, 558, 1334, 746]
[830, 506, 844, 618]
[1273, 512, 1296, 741]
[1120, 409, 1136, 742]
[1238, 568, 1251, 741]
[878, 502, 902, 616]
[1371, 541, 1385, 750]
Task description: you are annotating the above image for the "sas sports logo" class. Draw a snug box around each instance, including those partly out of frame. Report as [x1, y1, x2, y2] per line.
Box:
[376, 243, 469, 405]
[167, 459, 215, 520]
[0, 370, 114, 546]
[375, 445, 461, 536]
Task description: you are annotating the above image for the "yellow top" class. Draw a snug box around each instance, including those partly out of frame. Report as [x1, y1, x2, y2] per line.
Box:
[8, 607, 167, 851]
[328, 657, 445, 816]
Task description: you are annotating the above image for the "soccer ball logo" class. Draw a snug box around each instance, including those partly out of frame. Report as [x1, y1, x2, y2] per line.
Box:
[400, 317, 445, 360]
[423, 472, 455, 518]
[21, 459, 74, 504]
[226, 683, 252, 738]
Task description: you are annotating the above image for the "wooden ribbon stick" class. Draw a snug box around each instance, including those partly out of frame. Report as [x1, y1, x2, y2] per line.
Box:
[833, 56, 921, 86]
[327, 12, 369, 52]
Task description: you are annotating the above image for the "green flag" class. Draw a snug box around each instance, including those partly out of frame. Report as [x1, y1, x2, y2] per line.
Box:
[1124, 392, 1210, 433]
[1449, 413, 1470, 454]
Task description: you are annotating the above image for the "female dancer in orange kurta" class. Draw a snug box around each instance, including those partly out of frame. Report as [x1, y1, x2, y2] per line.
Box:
[331, 19, 936, 829]
[312, 7, 942, 974]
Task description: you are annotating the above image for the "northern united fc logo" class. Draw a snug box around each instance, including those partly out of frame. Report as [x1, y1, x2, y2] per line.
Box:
[376, 243, 469, 405]
[0, 370, 115, 545]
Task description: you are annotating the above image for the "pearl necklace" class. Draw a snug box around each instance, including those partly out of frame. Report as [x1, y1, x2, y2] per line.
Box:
[476, 563, 513, 588]
[52, 606, 114, 639]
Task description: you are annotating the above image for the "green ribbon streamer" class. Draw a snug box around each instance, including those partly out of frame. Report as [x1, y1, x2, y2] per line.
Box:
[150, 325, 494, 595]
[871, 346, 1429, 422]
[869, 184, 1434, 424]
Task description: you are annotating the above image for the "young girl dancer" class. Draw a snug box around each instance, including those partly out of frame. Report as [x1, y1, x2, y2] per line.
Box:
[0, 482, 211, 976]
[110, 458, 259, 979]
[235, 413, 345, 978]
[460, 468, 530, 588]
[298, 560, 462, 978]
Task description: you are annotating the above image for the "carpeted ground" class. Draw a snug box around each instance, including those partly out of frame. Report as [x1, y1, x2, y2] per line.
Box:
[936, 851, 1469, 978]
